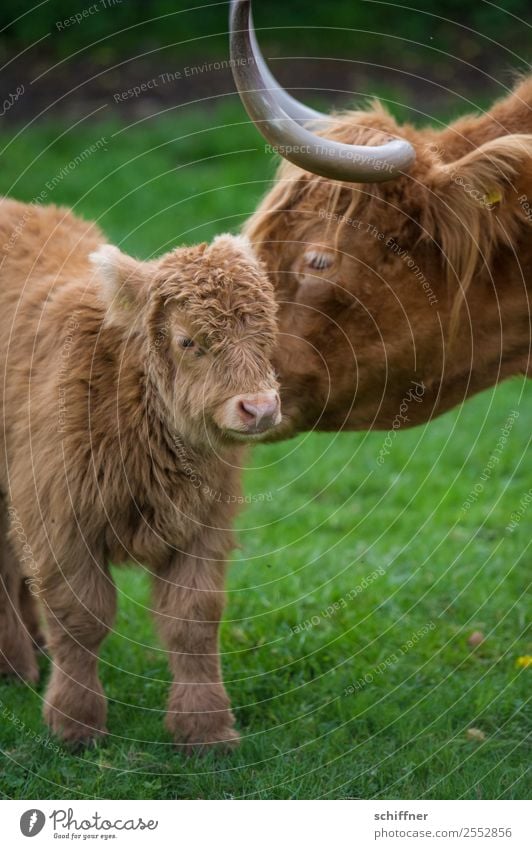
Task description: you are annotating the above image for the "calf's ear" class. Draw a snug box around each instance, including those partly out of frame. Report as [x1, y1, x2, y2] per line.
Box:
[90, 244, 147, 324]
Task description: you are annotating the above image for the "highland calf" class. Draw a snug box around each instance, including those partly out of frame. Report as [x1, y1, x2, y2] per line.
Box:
[0, 197, 280, 750]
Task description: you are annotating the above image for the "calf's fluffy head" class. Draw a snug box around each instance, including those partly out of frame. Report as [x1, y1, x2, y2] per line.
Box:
[90, 234, 281, 442]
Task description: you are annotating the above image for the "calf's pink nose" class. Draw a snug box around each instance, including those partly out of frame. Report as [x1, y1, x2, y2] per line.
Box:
[238, 392, 281, 433]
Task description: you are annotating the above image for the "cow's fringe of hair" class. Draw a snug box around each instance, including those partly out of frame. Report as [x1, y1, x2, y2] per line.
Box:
[245, 117, 532, 340]
[428, 133, 532, 335]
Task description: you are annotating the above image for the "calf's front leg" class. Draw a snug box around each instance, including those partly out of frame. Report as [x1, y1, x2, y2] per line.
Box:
[152, 551, 238, 752]
[41, 560, 116, 746]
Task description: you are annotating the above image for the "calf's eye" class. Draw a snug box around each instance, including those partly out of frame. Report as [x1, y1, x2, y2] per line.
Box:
[179, 337, 195, 349]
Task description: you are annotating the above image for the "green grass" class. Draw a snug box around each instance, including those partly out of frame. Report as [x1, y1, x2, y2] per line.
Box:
[0, 108, 530, 800]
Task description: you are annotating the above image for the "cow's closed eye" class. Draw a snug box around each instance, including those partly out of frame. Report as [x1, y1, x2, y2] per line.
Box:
[304, 248, 335, 270]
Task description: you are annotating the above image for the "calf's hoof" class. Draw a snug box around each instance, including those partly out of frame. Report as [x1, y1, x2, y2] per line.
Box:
[44, 702, 108, 746]
[183, 725, 240, 756]
[43, 681, 107, 746]
[166, 710, 240, 754]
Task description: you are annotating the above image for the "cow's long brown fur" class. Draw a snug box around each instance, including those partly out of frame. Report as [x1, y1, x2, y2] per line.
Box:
[245, 78, 532, 437]
[0, 197, 278, 750]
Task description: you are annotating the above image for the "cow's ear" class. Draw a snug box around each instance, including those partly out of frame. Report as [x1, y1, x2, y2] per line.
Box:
[418, 133, 532, 328]
[422, 134, 532, 298]
[90, 244, 147, 323]
[428, 133, 532, 210]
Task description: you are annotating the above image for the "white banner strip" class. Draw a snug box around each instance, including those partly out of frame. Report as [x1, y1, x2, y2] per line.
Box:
[1, 799, 529, 848]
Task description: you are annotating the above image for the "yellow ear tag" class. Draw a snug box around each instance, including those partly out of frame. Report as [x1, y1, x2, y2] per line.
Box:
[485, 189, 502, 209]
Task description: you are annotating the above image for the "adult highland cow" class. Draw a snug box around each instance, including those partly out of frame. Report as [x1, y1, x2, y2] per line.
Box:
[230, 0, 532, 437]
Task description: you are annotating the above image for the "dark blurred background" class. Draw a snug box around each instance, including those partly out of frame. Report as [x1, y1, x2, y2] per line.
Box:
[1, 0, 531, 125]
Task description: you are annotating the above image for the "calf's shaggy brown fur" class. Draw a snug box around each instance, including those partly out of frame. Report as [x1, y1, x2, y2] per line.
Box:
[0, 197, 279, 750]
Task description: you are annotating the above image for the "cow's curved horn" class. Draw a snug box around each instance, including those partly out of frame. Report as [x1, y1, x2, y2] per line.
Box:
[244, 5, 322, 126]
[229, 0, 416, 183]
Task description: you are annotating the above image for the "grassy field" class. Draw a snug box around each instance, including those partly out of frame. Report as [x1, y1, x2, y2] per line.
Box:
[0, 106, 530, 800]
